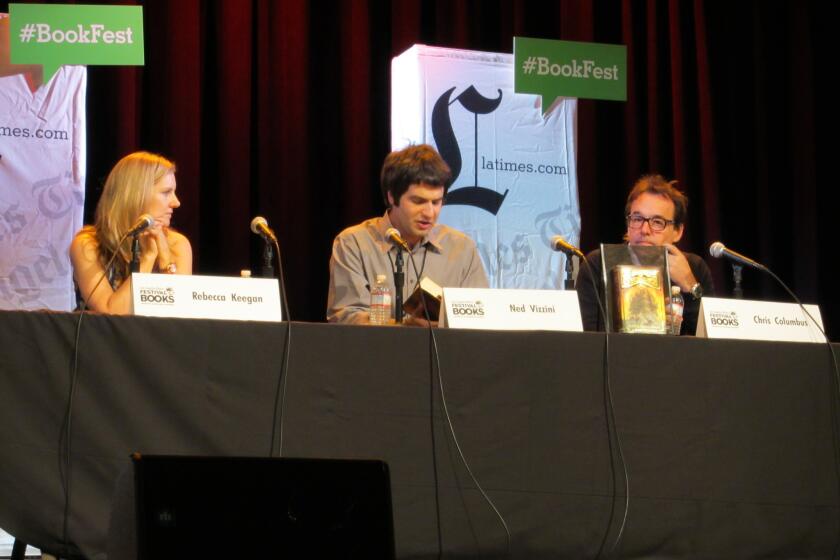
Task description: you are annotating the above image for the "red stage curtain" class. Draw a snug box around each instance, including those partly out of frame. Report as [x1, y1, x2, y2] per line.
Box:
[4, 0, 831, 335]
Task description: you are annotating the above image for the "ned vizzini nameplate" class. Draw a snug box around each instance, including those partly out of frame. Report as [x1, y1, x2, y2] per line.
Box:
[610, 265, 667, 334]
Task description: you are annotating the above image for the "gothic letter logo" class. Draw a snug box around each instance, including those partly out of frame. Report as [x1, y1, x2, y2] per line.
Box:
[432, 86, 508, 215]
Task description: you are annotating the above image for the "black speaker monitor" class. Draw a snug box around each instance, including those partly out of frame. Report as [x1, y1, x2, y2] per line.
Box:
[131, 454, 395, 559]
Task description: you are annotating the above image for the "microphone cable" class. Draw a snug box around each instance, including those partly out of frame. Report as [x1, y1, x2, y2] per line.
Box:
[712, 243, 840, 558]
[404, 250, 512, 559]
[267, 235, 294, 457]
[578, 252, 630, 560]
[60, 230, 132, 552]
[757, 266, 840, 558]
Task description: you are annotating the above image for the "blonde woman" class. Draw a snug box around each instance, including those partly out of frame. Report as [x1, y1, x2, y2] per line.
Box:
[70, 151, 192, 314]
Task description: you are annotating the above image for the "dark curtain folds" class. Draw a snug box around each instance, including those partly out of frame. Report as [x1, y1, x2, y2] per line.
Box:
[3, 0, 832, 337]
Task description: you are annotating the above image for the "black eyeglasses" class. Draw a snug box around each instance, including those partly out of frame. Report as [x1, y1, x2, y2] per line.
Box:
[626, 213, 675, 232]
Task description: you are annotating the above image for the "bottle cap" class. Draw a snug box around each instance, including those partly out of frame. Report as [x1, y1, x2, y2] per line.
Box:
[376, 274, 386, 282]
[240, 269, 252, 278]
[671, 285, 681, 295]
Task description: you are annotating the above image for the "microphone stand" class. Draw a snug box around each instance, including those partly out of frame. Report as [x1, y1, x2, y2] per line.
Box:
[394, 248, 405, 324]
[564, 254, 575, 290]
[130, 235, 141, 273]
[261, 239, 275, 279]
[732, 264, 743, 299]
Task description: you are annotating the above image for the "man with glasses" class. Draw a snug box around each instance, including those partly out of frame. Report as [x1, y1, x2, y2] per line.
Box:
[576, 174, 715, 334]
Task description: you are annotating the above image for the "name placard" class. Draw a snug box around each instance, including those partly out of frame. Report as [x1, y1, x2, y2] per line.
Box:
[441, 288, 583, 331]
[697, 297, 824, 343]
[131, 273, 282, 322]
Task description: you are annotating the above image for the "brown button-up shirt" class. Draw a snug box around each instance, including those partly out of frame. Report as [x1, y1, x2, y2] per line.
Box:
[327, 212, 489, 324]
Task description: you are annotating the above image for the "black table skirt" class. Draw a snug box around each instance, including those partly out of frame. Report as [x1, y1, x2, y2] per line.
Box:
[1, 310, 838, 559]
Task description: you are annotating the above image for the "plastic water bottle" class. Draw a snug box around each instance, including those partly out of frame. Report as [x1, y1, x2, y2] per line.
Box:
[370, 274, 392, 325]
[669, 285, 684, 336]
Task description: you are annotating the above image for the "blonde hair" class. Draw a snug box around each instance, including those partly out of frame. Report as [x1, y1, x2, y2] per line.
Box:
[90, 151, 176, 282]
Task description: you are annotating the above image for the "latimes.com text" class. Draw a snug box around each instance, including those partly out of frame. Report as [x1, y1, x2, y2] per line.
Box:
[1, 125, 69, 141]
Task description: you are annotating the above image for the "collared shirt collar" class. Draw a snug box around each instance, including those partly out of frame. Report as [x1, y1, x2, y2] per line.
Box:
[375, 210, 443, 254]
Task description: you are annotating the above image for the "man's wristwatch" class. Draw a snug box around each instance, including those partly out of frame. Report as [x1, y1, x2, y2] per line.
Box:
[688, 282, 703, 300]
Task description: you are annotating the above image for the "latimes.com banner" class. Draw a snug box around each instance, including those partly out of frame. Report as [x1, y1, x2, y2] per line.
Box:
[392, 45, 581, 290]
[9, 3, 144, 81]
[2, 4, 143, 313]
[1, 11, 87, 311]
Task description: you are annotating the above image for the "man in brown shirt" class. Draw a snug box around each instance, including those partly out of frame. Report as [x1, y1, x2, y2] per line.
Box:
[327, 144, 488, 324]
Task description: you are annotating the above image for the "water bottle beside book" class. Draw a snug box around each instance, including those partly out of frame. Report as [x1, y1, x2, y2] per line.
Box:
[669, 285, 684, 335]
[370, 274, 392, 325]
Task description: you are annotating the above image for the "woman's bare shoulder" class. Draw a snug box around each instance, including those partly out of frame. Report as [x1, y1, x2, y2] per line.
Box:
[70, 227, 100, 257]
[165, 228, 191, 248]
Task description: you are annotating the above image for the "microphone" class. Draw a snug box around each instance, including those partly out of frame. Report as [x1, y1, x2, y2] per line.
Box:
[385, 227, 410, 251]
[250, 216, 277, 243]
[126, 214, 154, 237]
[709, 241, 766, 271]
[551, 235, 585, 258]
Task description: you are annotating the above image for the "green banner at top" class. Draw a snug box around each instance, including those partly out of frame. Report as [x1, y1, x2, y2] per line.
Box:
[9, 3, 144, 83]
[514, 37, 626, 113]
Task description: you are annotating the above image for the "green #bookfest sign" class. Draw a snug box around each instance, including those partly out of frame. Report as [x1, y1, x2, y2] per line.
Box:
[514, 37, 626, 113]
[9, 3, 144, 82]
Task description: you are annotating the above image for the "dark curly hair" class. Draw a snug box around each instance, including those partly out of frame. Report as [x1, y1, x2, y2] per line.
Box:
[380, 144, 452, 207]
